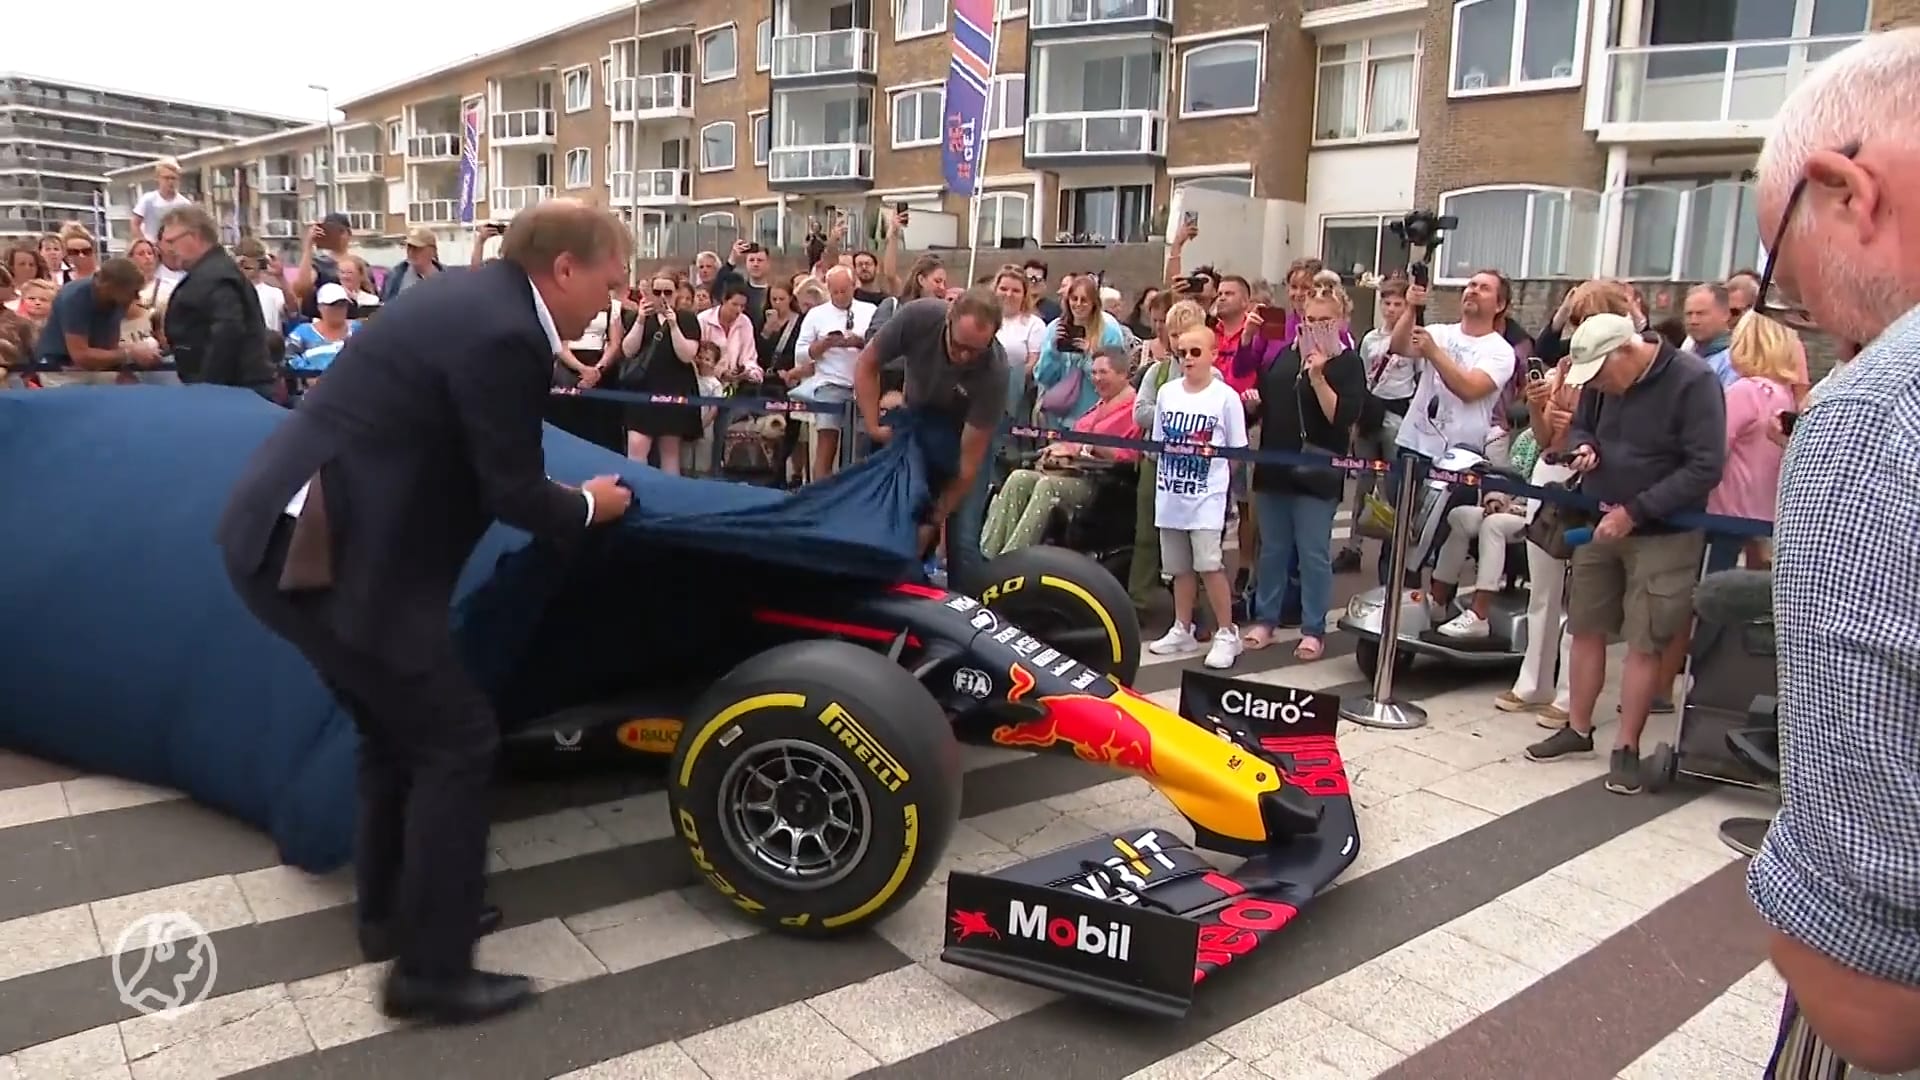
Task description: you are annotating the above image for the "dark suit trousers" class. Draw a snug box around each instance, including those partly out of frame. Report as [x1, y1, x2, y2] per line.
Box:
[228, 519, 496, 979]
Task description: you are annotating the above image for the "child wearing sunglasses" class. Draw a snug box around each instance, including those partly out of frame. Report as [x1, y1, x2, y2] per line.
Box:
[1146, 327, 1249, 670]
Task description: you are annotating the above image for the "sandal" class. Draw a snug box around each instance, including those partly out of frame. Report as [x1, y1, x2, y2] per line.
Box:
[1242, 625, 1275, 650]
[1294, 636, 1325, 661]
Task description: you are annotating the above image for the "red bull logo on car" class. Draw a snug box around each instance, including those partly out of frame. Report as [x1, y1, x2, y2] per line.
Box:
[1008, 900, 1133, 961]
[991, 695, 1157, 775]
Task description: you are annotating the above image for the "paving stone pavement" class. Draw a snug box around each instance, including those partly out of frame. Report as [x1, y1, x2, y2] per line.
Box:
[0, 570, 1790, 1080]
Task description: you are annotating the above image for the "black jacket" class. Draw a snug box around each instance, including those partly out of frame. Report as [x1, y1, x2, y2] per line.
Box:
[1252, 344, 1367, 501]
[215, 260, 589, 668]
[164, 247, 275, 389]
[1566, 342, 1726, 532]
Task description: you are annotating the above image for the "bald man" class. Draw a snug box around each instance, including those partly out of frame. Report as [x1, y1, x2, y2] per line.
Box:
[1745, 27, 1920, 1074]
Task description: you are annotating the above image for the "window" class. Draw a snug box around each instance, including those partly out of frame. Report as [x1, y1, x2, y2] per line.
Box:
[756, 19, 773, 71]
[1450, 0, 1586, 95]
[998, 0, 1027, 18]
[986, 74, 1026, 137]
[700, 121, 736, 171]
[1060, 184, 1151, 243]
[387, 120, 404, 152]
[299, 154, 314, 179]
[564, 67, 592, 112]
[1314, 32, 1419, 142]
[752, 205, 781, 247]
[1181, 40, 1262, 117]
[1318, 213, 1413, 282]
[1608, 178, 1761, 282]
[1175, 175, 1254, 198]
[698, 210, 737, 237]
[974, 191, 1031, 245]
[701, 26, 738, 82]
[1436, 184, 1602, 281]
[601, 57, 612, 102]
[751, 112, 771, 166]
[896, 0, 947, 39]
[565, 148, 592, 189]
[891, 87, 943, 148]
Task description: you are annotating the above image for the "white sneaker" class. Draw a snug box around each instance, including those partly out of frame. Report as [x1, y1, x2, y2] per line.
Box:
[1204, 627, 1243, 669]
[1437, 609, 1491, 639]
[1149, 623, 1199, 655]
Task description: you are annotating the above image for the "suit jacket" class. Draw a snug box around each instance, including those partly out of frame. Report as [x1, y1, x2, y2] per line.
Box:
[165, 247, 276, 388]
[216, 259, 589, 669]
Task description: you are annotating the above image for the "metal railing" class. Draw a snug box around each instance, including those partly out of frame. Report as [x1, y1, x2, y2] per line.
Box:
[335, 152, 384, 177]
[609, 168, 692, 204]
[1602, 33, 1866, 126]
[344, 211, 386, 232]
[1024, 110, 1167, 155]
[610, 73, 695, 115]
[255, 174, 296, 194]
[0, 87, 288, 138]
[772, 29, 879, 79]
[1030, 0, 1172, 29]
[409, 200, 460, 224]
[491, 185, 554, 212]
[768, 142, 874, 183]
[408, 132, 461, 159]
[490, 109, 556, 142]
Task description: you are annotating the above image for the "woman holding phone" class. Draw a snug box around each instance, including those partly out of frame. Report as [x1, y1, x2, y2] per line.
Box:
[1241, 281, 1367, 658]
[1035, 276, 1124, 424]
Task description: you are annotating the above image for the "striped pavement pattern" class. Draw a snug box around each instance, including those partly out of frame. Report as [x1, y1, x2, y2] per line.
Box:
[0, 579, 1791, 1080]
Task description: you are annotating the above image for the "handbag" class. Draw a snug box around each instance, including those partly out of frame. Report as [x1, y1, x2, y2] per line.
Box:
[1523, 477, 1592, 560]
[1039, 358, 1085, 416]
[618, 315, 672, 388]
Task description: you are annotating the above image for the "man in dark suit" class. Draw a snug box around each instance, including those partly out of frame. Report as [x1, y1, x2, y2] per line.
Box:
[216, 198, 634, 1025]
[156, 205, 277, 394]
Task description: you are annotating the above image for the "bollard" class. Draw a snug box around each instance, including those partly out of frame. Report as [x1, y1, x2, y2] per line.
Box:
[1340, 449, 1430, 730]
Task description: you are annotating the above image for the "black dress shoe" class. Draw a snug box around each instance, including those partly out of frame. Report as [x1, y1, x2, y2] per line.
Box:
[358, 904, 503, 964]
[380, 968, 534, 1025]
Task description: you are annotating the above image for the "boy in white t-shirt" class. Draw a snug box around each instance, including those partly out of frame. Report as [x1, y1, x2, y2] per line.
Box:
[1148, 327, 1249, 670]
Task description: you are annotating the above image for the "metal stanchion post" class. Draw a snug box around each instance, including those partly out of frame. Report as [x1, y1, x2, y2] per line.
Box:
[1341, 450, 1429, 730]
[840, 399, 859, 471]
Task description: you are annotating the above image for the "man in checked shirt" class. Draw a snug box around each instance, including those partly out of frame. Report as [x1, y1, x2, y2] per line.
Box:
[1747, 28, 1920, 1075]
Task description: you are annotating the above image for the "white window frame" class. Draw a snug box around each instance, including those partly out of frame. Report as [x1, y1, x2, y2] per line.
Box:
[562, 65, 593, 113]
[986, 74, 1026, 138]
[699, 121, 737, 172]
[895, 0, 947, 42]
[750, 110, 771, 167]
[1174, 174, 1255, 198]
[974, 190, 1031, 245]
[1435, 182, 1600, 284]
[890, 87, 944, 149]
[1312, 31, 1422, 145]
[1179, 38, 1264, 119]
[564, 148, 592, 190]
[1448, 0, 1589, 98]
[698, 210, 737, 228]
[752, 205, 781, 245]
[700, 25, 739, 83]
[1606, 176, 1764, 283]
[997, 0, 1027, 20]
[386, 118, 404, 153]
[756, 19, 773, 72]
[1317, 212, 1414, 283]
[299, 153, 314, 179]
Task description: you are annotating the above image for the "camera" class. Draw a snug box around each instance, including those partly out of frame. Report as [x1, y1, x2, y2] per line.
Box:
[1388, 208, 1458, 315]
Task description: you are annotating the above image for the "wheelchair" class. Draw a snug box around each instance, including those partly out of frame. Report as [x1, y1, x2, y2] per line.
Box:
[1042, 459, 1140, 586]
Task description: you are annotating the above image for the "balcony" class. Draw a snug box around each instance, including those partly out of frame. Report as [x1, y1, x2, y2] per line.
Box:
[611, 168, 693, 207]
[255, 174, 296, 194]
[335, 153, 384, 179]
[1025, 110, 1167, 161]
[490, 108, 555, 145]
[1597, 33, 1865, 143]
[409, 133, 461, 160]
[771, 29, 879, 82]
[768, 143, 874, 187]
[409, 200, 460, 225]
[1029, 0, 1172, 37]
[344, 211, 386, 233]
[260, 219, 298, 239]
[491, 185, 554, 215]
[612, 74, 696, 120]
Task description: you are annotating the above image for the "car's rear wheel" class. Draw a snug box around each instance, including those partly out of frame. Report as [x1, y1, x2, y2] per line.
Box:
[972, 546, 1142, 685]
[667, 640, 961, 937]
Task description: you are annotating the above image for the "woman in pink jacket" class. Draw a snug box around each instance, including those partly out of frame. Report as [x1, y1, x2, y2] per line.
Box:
[1706, 313, 1802, 572]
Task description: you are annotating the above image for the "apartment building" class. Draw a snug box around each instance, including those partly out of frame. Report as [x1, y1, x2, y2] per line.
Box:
[103, 125, 333, 250]
[0, 73, 306, 244]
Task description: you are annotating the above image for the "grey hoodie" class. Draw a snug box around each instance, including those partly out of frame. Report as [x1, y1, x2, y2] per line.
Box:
[1566, 342, 1727, 531]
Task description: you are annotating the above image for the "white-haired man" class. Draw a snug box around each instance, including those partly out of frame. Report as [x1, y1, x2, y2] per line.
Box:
[1746, 27, 1920, 1075]
[793, 264, 877, 482]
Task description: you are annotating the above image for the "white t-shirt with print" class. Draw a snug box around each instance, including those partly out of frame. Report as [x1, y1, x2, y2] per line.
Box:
[1151, 373, 1248, 531]
[255, 281, 286, 332]
[1394, 322, 1517, 460]
[795, 299, 878, 386]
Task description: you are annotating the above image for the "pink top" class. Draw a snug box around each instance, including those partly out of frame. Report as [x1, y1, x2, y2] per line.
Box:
[1065, 388, 1142, 463]
[697, 306, 762, 382]
[1709, 375, 1791, 522]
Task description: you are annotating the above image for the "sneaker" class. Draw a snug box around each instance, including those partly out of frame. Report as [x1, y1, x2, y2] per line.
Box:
[1332, 548, 1362, 573]
[1204, 627, 1243, 670]
[1525, 725, 1595, 761]
[1436, 610, 1491, 640]
[1535, 704, 1570, 729]
[1493, 690, 1534, 713]
[1606, 747, 1643, 794]
[1149, 623, 1199, 656]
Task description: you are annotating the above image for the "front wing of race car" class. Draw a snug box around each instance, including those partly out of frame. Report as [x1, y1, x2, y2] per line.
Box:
[940, 671, 1358, 1017]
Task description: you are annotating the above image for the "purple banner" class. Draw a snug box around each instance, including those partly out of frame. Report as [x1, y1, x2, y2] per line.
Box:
[458, 101, 481, 225]
[939, 0, 996, 196]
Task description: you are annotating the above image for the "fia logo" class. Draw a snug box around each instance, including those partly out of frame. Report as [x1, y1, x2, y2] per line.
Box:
[952, 668, 993, 700]
[553, 728, 584, 751]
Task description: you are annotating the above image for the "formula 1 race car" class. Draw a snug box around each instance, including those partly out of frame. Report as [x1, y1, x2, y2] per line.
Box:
[499, 544, 1360, 1017]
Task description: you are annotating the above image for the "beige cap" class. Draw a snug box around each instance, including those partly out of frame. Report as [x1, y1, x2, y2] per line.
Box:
[404, 226, 437, 249]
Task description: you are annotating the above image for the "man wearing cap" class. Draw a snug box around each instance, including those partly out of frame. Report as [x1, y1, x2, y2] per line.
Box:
[294, 213, 353, 320]
[381, 228, 445, 304]
[1524, 311, 1724, 794]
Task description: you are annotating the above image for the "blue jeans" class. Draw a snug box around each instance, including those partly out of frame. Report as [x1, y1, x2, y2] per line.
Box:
[1255, 492, 1339, 637]
[946, 432, 999, 589]
[1703, 534, 1744, 575]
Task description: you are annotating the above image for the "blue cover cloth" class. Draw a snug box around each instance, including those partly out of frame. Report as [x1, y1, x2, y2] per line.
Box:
[0, 386, 940, 871]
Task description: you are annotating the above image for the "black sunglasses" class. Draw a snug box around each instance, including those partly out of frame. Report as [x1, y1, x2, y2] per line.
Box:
[1753, 139, 1862, 332]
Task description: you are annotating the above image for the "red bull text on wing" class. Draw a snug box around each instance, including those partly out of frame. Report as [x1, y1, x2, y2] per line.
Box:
[991, 696, 1157, 775]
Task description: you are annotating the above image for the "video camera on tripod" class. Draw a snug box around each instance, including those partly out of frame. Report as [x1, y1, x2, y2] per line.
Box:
[1389, 209, 1457, 326]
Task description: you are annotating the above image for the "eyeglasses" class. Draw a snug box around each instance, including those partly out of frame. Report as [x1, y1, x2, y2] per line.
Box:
[66, 245, 93, 256]
[1179, 346, 1209, 359]
[1753, 139, 1861, 332]
[944, 320, 984, 360]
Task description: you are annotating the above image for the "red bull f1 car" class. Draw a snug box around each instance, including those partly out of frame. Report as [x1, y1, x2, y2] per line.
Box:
[501, 544, 1358, 1017]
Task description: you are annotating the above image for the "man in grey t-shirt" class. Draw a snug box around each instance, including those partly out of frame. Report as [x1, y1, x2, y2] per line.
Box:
[857, 292, 1008, 588]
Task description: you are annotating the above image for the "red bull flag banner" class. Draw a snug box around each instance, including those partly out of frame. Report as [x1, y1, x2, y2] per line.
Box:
[940, 0, 999, 197]
[457, 100, 481, 225]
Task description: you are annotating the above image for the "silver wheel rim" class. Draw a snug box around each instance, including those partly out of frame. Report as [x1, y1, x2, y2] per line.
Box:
[718, 739, 873, 890]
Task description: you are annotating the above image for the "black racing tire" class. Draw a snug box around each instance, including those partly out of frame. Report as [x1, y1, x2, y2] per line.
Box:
[667, 640, 961, 937]
[972, 545, 1142, 684]
[1355, 637, 1415, 683]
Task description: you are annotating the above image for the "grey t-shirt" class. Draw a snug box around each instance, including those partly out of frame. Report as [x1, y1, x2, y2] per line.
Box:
[869, 297, 1008, 430]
